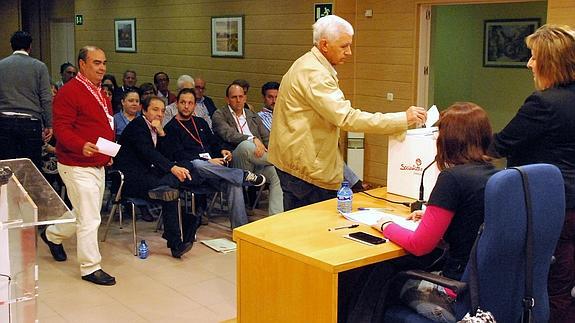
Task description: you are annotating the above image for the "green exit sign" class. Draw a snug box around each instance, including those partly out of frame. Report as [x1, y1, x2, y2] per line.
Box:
[314, 3, 333, 21]
[75, 15, 83, 26]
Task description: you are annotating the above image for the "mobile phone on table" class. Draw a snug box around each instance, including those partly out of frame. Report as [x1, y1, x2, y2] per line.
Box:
[345, 231, 387, 245]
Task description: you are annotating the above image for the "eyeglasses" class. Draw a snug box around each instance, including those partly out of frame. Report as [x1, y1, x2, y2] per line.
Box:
[143, 90, 155, 95]
[195, 86, 205, 90]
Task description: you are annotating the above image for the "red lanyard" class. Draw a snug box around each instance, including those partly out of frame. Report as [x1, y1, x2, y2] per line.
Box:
[75, 72, 112, 122]
[177, 118, 204, 150]
[233, 112, 247, 134]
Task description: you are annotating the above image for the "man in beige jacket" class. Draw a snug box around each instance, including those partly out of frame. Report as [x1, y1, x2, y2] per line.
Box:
[268, 15, 427, 210]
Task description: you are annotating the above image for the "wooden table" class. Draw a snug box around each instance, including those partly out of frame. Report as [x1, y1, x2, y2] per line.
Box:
[233, 188, 411, 323]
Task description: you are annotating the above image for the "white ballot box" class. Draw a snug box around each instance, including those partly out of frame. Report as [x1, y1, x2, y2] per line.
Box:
[387, 127, 440, 200]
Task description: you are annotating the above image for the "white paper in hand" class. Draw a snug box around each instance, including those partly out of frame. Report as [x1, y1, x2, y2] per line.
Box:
[425, 105, 440, 128]
[96, 137, 121, 157]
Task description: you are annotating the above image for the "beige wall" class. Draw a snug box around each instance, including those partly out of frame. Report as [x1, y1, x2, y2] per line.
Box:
[353, 0, 544, 185]
[352, 0, 418, 184]
[71, 0, 556, 185]
[548, 0, 575, 25]
[0, 0, 557, 185]
[0, 0, 21, 56]
[74, 0, 334, 109]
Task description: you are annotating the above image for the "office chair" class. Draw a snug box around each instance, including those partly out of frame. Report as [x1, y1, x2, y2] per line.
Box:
[384, 164, 565, 322]
[248, 183, 267, 210]
[101, 170, 185, 256]
[172, 183, 220, 230]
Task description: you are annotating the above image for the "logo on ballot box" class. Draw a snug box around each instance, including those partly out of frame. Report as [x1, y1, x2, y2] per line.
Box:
[400, 158, 423, 173]
[388, 130, 439, 200]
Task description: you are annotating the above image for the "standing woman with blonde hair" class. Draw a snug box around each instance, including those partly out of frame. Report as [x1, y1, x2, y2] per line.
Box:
[490, 24, 575, 322]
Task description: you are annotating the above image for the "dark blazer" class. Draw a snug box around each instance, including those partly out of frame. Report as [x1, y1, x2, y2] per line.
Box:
[212, 105, 270, 151]
[202, 96, 218, 117]
[491, 82, 575, 208]
[114, 115, 176, 196]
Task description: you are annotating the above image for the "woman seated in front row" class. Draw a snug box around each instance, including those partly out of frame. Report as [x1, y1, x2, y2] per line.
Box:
[340, 102, 498, 323]
[376, 102, 499, 322]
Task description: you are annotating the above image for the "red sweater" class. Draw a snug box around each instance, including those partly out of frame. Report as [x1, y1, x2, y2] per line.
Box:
[53, 78, 115, 167]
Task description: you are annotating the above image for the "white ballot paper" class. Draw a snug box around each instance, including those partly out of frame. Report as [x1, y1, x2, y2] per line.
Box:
[341, 210, 420, 232]
[96, 137, 121, 157]
[425, 104, 440, 128]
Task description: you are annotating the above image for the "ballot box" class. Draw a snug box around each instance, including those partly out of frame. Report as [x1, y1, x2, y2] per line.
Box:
[387, 128, 440, 200]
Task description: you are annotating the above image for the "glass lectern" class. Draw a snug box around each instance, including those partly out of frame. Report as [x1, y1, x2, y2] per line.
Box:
[0, 159, 74, 323]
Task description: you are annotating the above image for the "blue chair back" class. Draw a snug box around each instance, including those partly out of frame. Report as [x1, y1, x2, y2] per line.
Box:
[454, 164, 565, 321]
[385, 164, 565, 322]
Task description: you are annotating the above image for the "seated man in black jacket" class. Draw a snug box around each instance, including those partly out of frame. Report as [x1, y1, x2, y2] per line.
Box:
[162, 88, 266, 228]
[114, 95, 195, 258]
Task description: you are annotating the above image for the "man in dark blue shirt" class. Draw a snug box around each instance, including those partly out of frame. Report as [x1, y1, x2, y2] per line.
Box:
[162, 88, 265, 228]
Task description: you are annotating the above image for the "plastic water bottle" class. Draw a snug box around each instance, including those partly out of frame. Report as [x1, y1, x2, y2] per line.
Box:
[138, 240, 149, 259]
[337, 180, 353, 214]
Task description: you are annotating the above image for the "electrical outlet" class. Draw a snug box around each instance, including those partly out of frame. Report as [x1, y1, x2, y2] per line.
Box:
[386, 93, 394, 101]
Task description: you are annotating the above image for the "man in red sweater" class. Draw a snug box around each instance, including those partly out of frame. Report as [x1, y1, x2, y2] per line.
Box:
[40, 46, 116, 286]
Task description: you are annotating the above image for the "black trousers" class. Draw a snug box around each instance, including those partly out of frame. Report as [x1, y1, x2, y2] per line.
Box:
[276, 169, 337, 211]
[0, 116, 43, 170]
[123, 171, 191, 246]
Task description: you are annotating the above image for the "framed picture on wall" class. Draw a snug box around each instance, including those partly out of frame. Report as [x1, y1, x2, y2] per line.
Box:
[483, 18, 540, 68]
[114, 18, 136, 53]
[211, 16, 244, 58]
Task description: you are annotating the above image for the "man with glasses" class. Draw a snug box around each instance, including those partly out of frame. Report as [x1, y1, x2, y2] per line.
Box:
[153, 71, 176, 105]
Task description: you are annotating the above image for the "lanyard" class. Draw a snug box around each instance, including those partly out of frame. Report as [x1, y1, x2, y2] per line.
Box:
[75, 73, 113, 130]
[177, 118, 204, 150]
[233, 112, 247, 134]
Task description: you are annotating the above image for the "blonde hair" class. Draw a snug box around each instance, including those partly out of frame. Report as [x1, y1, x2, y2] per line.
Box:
[526, 24, 575, 90]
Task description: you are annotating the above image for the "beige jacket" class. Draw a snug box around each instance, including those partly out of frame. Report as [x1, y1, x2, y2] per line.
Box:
[268, 46, 408, 190]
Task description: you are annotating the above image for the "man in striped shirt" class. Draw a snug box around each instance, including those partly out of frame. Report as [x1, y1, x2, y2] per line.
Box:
[257, 81, 279, 132]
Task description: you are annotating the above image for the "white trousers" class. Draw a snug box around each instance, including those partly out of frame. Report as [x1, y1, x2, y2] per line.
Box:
[46, 163, 105, 276]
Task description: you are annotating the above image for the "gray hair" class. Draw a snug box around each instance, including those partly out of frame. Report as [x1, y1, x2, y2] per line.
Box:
[176, 74, 195, 90]
[312, 15, 354, 45]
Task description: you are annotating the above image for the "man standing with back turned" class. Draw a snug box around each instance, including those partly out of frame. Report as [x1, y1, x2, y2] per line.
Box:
[269, 15, 427, 210]
[0, 31, 53, 170]
[41, 46, 116, 286]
